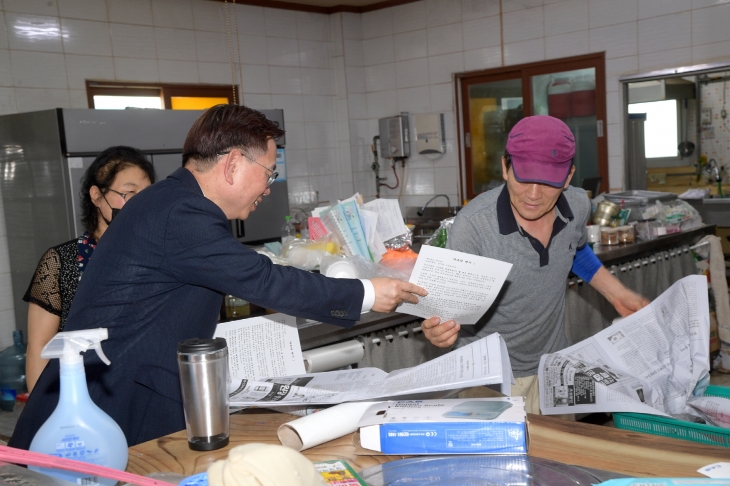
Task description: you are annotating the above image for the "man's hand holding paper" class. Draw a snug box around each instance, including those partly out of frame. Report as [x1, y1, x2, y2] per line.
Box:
[421, 316, 460, 348]
[370, 278, 427, 313]
[395, 246, 513, 347]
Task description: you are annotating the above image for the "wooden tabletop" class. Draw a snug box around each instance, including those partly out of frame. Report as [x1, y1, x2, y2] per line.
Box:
[127, 409, 729, 479]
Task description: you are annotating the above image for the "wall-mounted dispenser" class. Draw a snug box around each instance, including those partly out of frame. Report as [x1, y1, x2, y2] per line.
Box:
[378, 113, 410, 159]
[415, 113, 445, 155]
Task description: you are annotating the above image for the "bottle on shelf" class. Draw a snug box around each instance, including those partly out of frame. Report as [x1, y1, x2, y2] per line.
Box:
[281, 215, 296, 248]
[225, 295, 251, 319]
[433, 228, 448, 248]
[0, 329, 26, 411]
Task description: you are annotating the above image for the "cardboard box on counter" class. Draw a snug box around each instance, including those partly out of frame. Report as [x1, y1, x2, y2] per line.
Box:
[357, 397, 528, 455]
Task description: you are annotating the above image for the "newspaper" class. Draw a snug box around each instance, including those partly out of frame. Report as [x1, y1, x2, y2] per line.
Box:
[687, 395, 730, 428]
[229, 332, 512, 407]
[539, 275, 710, 416]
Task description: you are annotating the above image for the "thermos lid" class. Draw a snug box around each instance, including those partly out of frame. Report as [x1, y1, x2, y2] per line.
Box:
[178, 337, 227, 354]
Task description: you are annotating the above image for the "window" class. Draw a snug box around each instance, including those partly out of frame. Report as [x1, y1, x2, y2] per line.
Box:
[86, 82, 236, 110]
[628, 100, 679, 159]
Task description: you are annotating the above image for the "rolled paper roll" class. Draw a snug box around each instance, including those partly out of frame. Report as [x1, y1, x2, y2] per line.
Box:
[278, 401, 378, 451]
[302, 340, 364, 373]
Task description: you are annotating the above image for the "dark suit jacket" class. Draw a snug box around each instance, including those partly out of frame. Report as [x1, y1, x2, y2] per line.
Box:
[11, 167, 363, 448]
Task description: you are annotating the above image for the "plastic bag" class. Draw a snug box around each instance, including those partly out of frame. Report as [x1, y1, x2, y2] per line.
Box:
[380, 247, 418, 279]
[284, 235, 340, 271]
[425, 217, 455, 248]
[641, 200, 702, 234]
[320, 254, 410, 280]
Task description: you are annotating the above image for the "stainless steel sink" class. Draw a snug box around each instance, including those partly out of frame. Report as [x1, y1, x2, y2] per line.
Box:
[412, 227, 436, 237]
[410, 225, 438, 253]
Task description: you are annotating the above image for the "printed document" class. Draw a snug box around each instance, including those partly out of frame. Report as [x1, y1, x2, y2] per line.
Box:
[228, 332, 512, 407]
[362, 199, 408, 242]
[397, 245, 512, 325]
[214, 314, 305, 380]
[538, 275, 710, 416]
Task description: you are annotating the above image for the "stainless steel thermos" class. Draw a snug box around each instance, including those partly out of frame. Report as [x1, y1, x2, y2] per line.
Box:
[177, 338, 229, 451]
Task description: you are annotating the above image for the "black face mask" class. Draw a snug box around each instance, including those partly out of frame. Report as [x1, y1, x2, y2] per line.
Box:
[100, 195, 121, 226]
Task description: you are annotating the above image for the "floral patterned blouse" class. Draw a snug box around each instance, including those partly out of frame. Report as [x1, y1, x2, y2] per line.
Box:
[23, 232, 97, 331]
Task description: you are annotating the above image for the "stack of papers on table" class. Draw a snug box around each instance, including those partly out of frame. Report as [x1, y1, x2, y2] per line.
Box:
[226, 332, 512, 407]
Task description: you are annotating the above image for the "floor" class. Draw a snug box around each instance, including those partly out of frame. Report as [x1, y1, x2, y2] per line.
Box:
[711, 368, 730, 387]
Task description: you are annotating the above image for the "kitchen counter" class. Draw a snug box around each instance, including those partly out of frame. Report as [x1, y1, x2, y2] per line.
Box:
[126, 404, 730, 478]
[592, 224, 715, 266]
[297, 311, 417, 351]
[296, 225, 715, 351]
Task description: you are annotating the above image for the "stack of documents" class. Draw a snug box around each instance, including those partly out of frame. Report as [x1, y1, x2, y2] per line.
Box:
[310, 195, 409, 262]
[227, 332, 512, 407]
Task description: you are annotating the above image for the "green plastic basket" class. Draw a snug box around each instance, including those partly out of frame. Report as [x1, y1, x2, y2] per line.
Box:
[613, 385, 730, 448]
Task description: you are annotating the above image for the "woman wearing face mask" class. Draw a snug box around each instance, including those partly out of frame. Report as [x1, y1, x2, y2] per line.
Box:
[23, 146, 156, 392]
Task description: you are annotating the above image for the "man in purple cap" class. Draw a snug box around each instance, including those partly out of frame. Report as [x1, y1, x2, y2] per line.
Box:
[421, 115, 648, 414]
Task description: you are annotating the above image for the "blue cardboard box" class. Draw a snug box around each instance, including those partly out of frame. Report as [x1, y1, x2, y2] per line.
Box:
[357, 397, 527, 455]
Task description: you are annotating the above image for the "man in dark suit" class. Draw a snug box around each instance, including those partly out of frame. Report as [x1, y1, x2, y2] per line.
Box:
[11, 105, 425, 448]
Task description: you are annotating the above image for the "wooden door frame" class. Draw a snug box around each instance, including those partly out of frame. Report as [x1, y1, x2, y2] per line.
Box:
[86, 81, 236, 109]
[455, 52, 608, 201]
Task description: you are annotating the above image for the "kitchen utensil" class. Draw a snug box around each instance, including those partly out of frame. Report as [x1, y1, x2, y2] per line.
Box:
[592, 200, 620, 226]
[586, 225, 601, 243]
[600, 227, 619, 245]
[678, 99, 695, 158]
[617, 225, 635, 243]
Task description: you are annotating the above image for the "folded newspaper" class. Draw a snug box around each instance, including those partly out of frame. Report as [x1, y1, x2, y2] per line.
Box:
[229, 333, 513, 407]
[539, 275, 711, 417]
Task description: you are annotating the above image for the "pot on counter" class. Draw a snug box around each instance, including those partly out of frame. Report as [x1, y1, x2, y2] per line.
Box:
[592, 200, 620, 226]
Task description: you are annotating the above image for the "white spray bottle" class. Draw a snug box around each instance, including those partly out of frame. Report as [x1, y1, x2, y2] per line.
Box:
[29, 329, 127, 486]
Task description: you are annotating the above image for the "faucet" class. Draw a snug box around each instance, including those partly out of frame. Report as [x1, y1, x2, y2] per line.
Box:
[706, 159, 724, 198]
[417, 194, 451, 216]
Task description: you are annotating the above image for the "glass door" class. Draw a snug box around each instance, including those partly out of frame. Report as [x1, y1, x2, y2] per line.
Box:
[530, 67, 600, 191]
[458, 54, 607, 201]
[461, 73, 523, 197]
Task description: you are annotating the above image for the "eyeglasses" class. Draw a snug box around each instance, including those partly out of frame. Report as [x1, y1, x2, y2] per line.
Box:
[217, 150, 278, 187]
[252, 159, 278, 187]
[106, 188, 137, 201]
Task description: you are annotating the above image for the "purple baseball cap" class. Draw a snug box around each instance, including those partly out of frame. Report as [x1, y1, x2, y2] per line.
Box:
[505, 115, 575, 188]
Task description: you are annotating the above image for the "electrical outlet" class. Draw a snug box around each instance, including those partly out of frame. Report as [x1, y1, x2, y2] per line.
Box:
[701, 108, 713, 125]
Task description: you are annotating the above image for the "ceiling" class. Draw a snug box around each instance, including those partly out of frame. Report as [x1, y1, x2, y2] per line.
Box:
[269, 0, 385, 6]
[215, 0, 420, 14]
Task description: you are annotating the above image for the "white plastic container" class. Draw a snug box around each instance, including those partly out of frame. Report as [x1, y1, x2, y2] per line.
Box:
[29, 329, 127, 486]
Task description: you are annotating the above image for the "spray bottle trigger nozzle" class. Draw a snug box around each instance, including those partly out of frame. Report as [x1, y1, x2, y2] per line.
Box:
[91, 343, 111, 366]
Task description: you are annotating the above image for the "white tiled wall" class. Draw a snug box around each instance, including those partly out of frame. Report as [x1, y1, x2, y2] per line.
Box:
[0, 0, 729, 338]
[349, 0, 730, 207]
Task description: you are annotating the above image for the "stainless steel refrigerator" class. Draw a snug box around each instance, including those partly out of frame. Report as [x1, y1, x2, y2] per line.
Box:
[0, 108, 289, 333]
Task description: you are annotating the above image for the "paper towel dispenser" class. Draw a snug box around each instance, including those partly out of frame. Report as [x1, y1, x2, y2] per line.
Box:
[415, 113, 445, 155]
